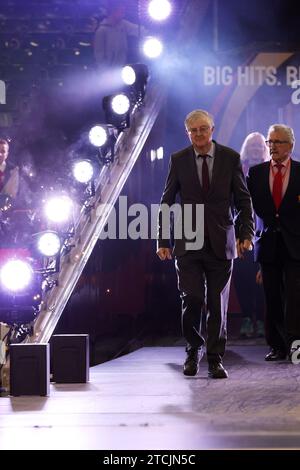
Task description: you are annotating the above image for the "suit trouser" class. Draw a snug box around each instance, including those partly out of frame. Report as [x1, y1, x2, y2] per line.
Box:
[261, 233, 300, 352]
[175, 239, 232, 364]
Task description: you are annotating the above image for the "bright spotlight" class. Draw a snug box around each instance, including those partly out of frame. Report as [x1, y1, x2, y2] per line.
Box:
[122, 66, 136, 86]
[157, 146, 164, 160]
[73, 160, 94, 184]
[103, 94, 131, 130]
[89, 125, 108, 147]
[148, 0, 172, 21]
[142, 37, 163, 59]
[37, 232, 61, 257]
[111, 94, 131, 115]
[150, 147, 164, 162]
[44, 195, 73, 223]
[0, 259, 33, 292]
[88, 124, 117, 165]
[121, 64, 149, 102]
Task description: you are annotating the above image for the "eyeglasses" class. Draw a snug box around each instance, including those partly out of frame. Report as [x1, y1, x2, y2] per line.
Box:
[265, 140, 289, 146]
[188, 126, 211, 134]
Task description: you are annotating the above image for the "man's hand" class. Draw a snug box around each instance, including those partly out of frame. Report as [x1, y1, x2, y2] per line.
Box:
[156, 247, 172, 260]
[236, 238, 252, 258]
[256, 269, 263, 285]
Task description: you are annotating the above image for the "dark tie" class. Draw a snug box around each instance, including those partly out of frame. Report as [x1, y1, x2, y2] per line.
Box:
[201, 155, 210, 194]
[272, 163, 283, 210]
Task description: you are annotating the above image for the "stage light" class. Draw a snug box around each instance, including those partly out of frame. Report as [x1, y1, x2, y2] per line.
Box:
[72, 160, 94, 184]
[88, 124, 117, 165]
[157, 146, 164, 160]
[142, 37, 163, 59]
[150, 146, 164, 162]
[121, 64, 149, 102]
[44, 195, 73, 223]
[0, 194, 12, 212]
[0, 259, 33, 292]
[103, 93, 131, 130]
[36, 231, 61, 257]
[89, 125, 107, 147]
[148, 0, 172, 21]
[111, 94, 130, 115]
[122, 65, 136, 86]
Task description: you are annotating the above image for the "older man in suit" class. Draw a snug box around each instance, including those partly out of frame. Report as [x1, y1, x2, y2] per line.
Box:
[247, 124, 300, 362]
[157, 109, 254, 378]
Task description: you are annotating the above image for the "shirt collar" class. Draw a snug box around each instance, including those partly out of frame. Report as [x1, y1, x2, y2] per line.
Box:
[194, 142, 215, 159]
[271, 157, 290, 168]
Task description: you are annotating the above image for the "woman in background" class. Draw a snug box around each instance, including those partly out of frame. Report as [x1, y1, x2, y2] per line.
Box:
[234, 132, 269, 338]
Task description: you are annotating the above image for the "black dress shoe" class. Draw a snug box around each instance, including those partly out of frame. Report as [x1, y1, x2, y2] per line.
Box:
[208, 362, 228, 379]
[183, 348, 203, 376]
[265, 349, 286, 361]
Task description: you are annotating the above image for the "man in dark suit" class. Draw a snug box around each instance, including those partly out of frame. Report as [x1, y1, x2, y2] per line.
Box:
[157, 109, 254, 378]
[247, 124, 300, 362]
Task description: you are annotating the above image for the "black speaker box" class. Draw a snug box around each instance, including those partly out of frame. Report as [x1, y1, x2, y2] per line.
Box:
[51, 334, 89, 383]
[10, 343, 50, 396]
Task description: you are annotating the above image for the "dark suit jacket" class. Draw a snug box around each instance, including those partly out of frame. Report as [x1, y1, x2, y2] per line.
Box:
[157, 141, 254, 259]
[247, 159, 300, 262]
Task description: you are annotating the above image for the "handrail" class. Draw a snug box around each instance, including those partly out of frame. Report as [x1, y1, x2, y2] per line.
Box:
[28, 81, 165, 344]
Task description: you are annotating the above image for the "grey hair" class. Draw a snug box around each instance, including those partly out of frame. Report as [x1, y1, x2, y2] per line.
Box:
[185, 109, 214, 130]
[240, 132, 269, 163]
[268, 124, 295, 149]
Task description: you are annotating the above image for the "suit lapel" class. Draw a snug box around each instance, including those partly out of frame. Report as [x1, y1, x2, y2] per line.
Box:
[260, 162, 275, 210]
[209, 143, 222, 195]
[279, 159, 296, 211]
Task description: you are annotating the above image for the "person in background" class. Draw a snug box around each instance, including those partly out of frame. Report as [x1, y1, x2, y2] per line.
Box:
[94, 1, 143, 71]
[247, 124, 300, 361]
[0, 138, 19, 200]
[234, 132, 269, 339]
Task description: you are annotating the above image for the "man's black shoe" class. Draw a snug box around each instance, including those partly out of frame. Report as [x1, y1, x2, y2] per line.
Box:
[208, 362, 228, 379]
[265, 349, 286, 361]
[183, 348, 202, 376]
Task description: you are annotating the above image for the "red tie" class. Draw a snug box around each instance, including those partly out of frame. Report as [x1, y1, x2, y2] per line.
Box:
[201, 155, 210, 194]
[272, 163, 283, 210]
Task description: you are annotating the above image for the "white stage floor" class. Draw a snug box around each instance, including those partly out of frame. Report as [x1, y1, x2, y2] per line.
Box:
[1, 345, 300, 450]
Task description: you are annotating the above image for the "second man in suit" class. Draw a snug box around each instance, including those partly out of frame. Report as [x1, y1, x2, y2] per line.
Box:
[247, 124, 300, 362]
[157, 109, 254, 378]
